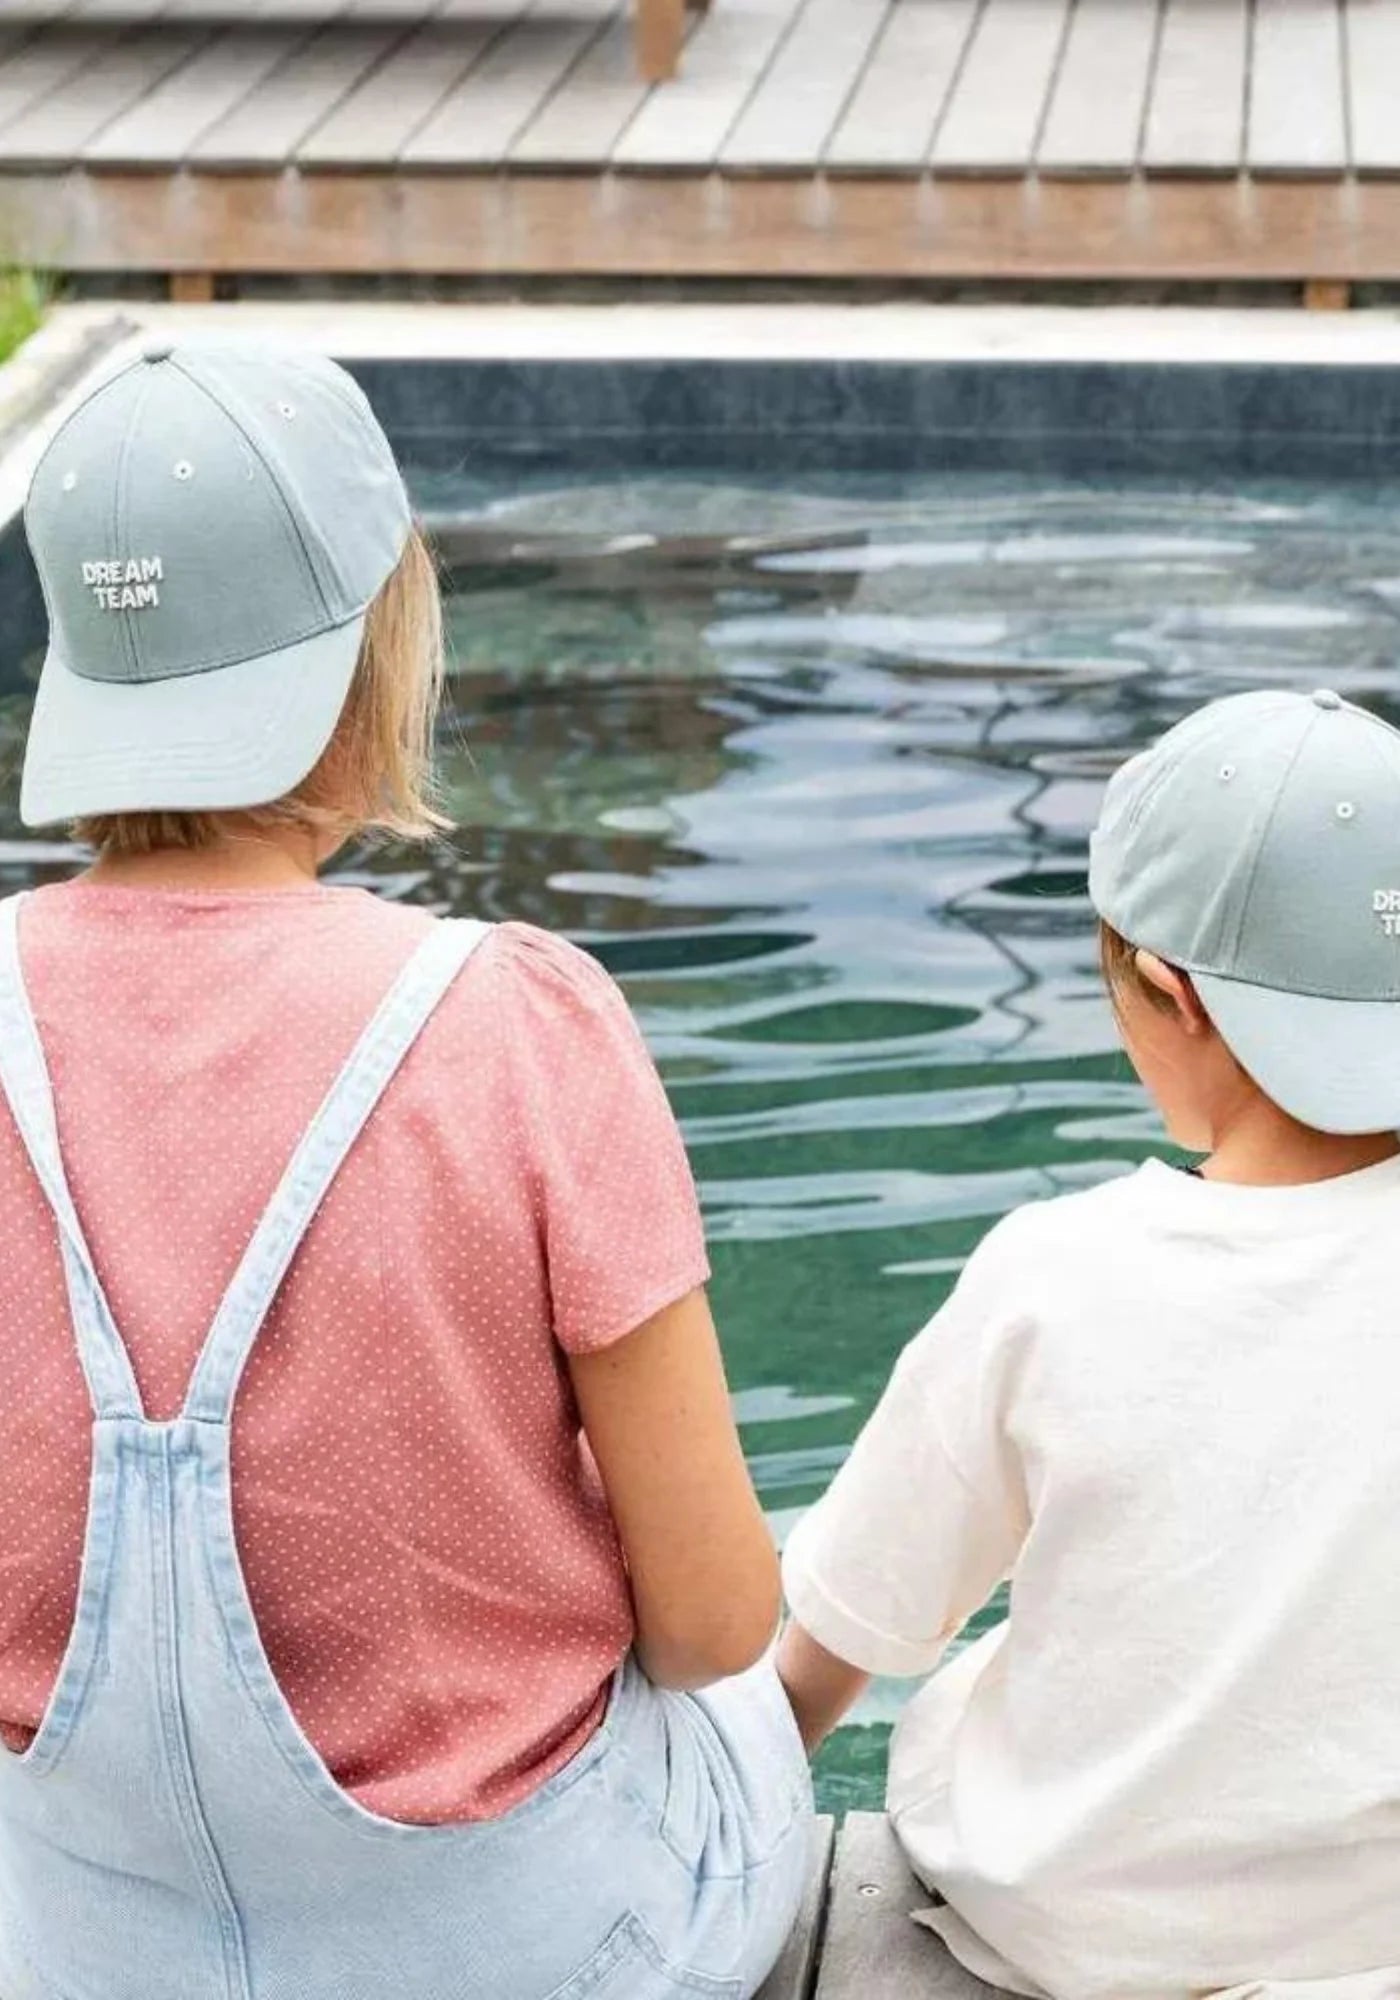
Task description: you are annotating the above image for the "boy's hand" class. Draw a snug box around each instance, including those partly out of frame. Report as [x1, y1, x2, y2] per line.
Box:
[776, 1617, 871, 1753]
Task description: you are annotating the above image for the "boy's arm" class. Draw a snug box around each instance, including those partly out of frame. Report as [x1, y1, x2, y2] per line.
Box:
[775, 1215, 1033, 1742]
[777, 1619, 870, 1751]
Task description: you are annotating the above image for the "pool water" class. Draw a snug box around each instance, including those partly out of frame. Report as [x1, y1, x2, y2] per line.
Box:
[7, 470, 1400, 1812]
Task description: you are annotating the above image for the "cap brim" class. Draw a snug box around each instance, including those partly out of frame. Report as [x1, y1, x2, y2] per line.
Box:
[1194, 970, 1400, 1135]
[19, 613, 366, 826]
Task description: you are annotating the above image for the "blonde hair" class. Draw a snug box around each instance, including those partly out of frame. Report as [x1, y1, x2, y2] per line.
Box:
[73, 526, 451, 855]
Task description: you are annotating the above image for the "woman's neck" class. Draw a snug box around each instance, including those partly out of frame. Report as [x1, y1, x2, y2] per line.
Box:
[82, 828, 327, 895]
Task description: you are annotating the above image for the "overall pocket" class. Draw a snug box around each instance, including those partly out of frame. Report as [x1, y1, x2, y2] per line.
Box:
[545, 1913, 742, 2000]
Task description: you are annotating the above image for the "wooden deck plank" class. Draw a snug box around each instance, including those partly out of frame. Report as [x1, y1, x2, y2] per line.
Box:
[1142, 0, 1248, 174]
[1249, 0, 1346, 173]
[1346, 0, 1400, 173]
[12, 168, 1400, 281]
[816, 1815, 1011, 1999]
[512, 4, 662, 165]
[188, 16, 408, 167]
[70, 0, 167, 17]
[720, 0, 892, 172]
[931, 0, 1073, 174]
[401, 1, 614, 168]
[610, 0, 798, 169]
[83, 16, 320, 164]
[299, 2, 516, 166]
[754, 1817, 836, 2000]
[1036, 0, 1159, 175]
[0, 20, 212, 165]
[0, 24, 123, 134]
[824, 0, 978, 173]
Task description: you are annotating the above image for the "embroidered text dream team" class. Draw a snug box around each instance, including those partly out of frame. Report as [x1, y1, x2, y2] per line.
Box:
[82, 557, 162, 611]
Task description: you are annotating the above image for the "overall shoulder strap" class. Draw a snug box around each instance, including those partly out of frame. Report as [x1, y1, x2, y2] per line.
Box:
[0, 892, 144, 1418]
[182, 917, 491, 1425]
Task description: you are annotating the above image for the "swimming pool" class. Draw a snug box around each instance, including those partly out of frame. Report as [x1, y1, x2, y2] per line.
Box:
[5, 462, 1400, 1810]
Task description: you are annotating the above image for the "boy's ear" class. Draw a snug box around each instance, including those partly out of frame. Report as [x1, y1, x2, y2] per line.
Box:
[1134, 949, 1211, 1034]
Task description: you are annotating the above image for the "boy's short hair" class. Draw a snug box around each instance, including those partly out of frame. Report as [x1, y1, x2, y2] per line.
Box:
[1098, 921, 1178, 1016]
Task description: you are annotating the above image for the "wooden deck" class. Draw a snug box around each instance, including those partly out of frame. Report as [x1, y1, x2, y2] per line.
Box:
[758, 1814, 1010, 2000]
[1, 0, 1400, 285]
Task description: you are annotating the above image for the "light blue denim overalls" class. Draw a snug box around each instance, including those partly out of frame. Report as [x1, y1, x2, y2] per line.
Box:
[0, 895, 812, 2000]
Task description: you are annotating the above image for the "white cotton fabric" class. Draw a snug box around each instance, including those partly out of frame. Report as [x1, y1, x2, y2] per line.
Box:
[782, 1155, 1400, 2000]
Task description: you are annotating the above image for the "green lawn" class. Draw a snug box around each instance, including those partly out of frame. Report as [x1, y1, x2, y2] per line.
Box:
[0, 272, 45, 367]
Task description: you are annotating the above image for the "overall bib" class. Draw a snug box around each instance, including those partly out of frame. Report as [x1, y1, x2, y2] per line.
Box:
[0, 895, 812, 2000]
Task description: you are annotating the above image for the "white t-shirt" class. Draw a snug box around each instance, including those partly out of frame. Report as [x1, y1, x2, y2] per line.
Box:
[783, 1154, 1400, 2000]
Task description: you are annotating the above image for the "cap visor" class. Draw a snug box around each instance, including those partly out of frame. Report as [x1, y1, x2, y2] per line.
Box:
[19, 615, 366, 826]
[1194, 970, 1400, 1135]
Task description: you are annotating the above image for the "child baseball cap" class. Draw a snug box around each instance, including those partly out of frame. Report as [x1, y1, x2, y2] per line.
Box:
[1089, 687, 1400, 1134]
[20, 338, 412, 827]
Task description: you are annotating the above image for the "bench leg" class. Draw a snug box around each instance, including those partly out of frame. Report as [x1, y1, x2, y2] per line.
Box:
[637, 0, 685, 80]
[168, 272, 215, 304]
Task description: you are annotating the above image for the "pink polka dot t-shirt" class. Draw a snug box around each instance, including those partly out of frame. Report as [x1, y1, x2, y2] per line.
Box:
[0, 880, 710, 1823]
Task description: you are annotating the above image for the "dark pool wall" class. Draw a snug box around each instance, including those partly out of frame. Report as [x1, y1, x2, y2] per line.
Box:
[345, 359, 1400, 481]
[0, 509, 45, 686]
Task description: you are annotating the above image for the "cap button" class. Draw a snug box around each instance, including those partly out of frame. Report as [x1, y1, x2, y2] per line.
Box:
[141, 339, 174, 364]
[1312, 688, 1343, 710]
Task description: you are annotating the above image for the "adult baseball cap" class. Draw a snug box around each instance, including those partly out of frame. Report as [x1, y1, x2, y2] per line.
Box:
[20, 338, 411, 826]
[1089, 687, 1400, 1135]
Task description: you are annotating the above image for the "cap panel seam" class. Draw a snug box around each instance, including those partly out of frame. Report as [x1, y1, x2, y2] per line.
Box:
[1115, 700, 1252, 840]
[1222, 710, 1316, 965]
[169, 356, 332, 623]
[111, 370, 155, 685]
[1353, 703, 1400, 818]
[24, 357, 148, 523]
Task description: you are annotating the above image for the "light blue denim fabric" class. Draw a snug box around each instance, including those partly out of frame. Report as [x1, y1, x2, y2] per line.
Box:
[0, 892, 813, 2000]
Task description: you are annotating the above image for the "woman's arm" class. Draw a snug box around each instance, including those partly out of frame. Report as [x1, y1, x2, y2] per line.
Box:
[775, 1621, 870, 1753]
[569, 1287, 781, 1692]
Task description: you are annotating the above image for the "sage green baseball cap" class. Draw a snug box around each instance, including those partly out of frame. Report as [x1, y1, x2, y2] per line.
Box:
[1089, 687, 1400, 1133]
[20, 338, 411, 826]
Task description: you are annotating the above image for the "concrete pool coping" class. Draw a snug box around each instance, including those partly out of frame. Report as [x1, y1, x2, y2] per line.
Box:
[9, 297, 1400, 551]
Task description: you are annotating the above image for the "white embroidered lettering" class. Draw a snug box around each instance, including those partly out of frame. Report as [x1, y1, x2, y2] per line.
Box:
[81, 555, 163, 612]
[1373, 890, 1400, 934]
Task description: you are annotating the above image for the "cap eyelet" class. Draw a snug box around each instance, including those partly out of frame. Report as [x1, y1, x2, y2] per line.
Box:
[173, 459, 194, 482]
[1219, 763, 1237, 782]
[276, 400, 296, 420]
[1337, 801, 1357, 821]
[60, 469, 78, 493]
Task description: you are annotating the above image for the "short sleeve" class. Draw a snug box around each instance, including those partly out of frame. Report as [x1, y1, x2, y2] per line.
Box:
[496, 924, 710, 1354]
[781, 1214, 1034, 1678]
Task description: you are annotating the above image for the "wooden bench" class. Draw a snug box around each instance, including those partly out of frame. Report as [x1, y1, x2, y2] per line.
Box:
[757, 1814, 1016, 2000]
[635, 0, 710, 83]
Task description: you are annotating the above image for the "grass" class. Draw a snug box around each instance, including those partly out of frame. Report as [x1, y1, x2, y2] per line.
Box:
[0, 271, 47, 367]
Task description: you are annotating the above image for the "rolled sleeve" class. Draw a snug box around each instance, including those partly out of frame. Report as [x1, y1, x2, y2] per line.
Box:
[781, 1217, 1033, 1678]
[782, 1514, 951, 1678]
